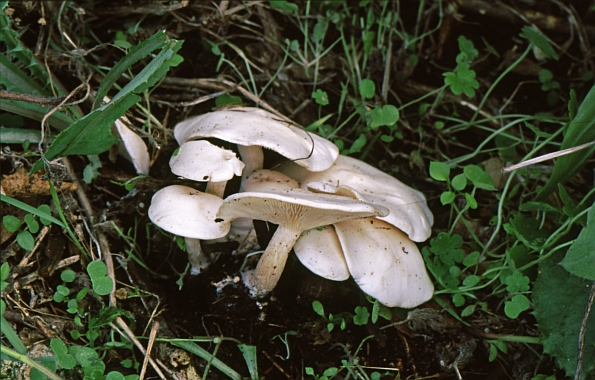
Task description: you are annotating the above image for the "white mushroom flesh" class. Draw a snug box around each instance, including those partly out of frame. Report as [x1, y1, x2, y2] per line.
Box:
[170, 140, 244, 183]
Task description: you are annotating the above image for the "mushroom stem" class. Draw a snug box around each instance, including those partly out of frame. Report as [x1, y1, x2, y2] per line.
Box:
[185, 237, 211, 275]
[237, 145, 264, 189]
[205, 181, 227, 198]
[248, 225, 302, 296]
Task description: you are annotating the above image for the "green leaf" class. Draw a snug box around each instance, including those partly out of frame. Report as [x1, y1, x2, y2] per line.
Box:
[347, 133, 367, 154]
[50, 338, 76, 369]
[560, 203, 595, 280]
[90, 306, 131, 328]
[238, 344, 258, 380]
[463, 165, 496, 190]
[61, 270, 76, 283]
[215, 94, 243, 107]
[312, 89, 329, 106]
[368, 105, 399, 129]
[1, 315, 27, 354]
[533, 252, 595, 377]
[269, 0, 298, 13]
[519, 26, 559, 60]
[462, 275, 480, 287]
[93, 30, 169, 110]
[443, 63, 479, 98]
[503, 214, 549, 250]
[451, 174, 467, 191]
[359, 79, 375, 99]
[440, 191, 456, 205]
[24, 213, 39, 234]
[353, 306, 370, 325]
[83, 155, 103, 184]
[429, 161, 450, 181]
[458, 36, 478, 62]
[0, 262, 9, 282]
[429, 232, 465, 266]
[16, 230, 34, 250]
[2, 215, 21, 232]
[464, 193, 478, 209]
[37, 205, 53, 226]
[92, 276, 113, 296]
[504, 271, 531, 293]
[504, 294, 530, 319]
[537, 85, 595, 198]
[312, 300, 325, 317]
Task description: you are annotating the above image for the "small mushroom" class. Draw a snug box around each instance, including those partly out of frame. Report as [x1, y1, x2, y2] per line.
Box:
[148, 185, 231, 274]
[216, 189, 389, 296]
[173, 107, 339, 183]
[281, 155, 433, 242]
[114, 117, 150, 175]
[169, 140, 245, 198]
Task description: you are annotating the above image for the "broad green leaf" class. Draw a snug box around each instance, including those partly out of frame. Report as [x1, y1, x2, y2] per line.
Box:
[533, 251, 595, 378]
[451, 173, 467, 191]
[92, 276, 113, 296]
[458, 36, 478, 62]
[92, 30, 169, 110]
[464, 165, 496, 190]
[237, 344, 258, 380]
[369, 105, 399, 129]
[536, 84, 595, 198]
[31, 37, 183, 173]
[359, 79, 375, 99]
[503, 214, 549, 250]
[2, 215, 21, 232]
[560, 203, 595, 280]
[519, 26, 559, 60]
[269, 0, 298, 13]
[504, 295, 530, 319]
[429, 161, 450, 181]
[16, 230, 34, 250]
[440, 191, 455, 205]
[87, 260, 108, 279]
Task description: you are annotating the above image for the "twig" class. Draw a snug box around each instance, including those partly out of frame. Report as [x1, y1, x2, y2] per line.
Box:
[139, 321, 160, 380]
[501, 140, 595, 173]
[0, 90, 66, 106]
[111, 318, 170, 380]
[575, 281, 595, 380]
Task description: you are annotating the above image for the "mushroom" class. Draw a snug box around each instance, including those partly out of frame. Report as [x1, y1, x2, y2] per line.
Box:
[173, 107, 339, 183]
[148, 185, 231, 274]
[169, 140, 244, 198]
[296, 218, 434, 307]
[228, 169, 300, 254]
[281, 154, 433, 242]
[114, 117, 150, 175]
[216, 188, 389, 296]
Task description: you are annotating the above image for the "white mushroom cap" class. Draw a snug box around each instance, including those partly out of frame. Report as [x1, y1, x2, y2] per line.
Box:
[115, 118, 150, 175]
[281, 155, 434, 242]
[173, 107, 339, 172]
[242, 169, 300, 192]
[217, 189, 389, 296]
[170, 140, 244, 183]
[334, 218, 434, 308]
[294, 225, 350, 281]
[148, 185, 230, 239]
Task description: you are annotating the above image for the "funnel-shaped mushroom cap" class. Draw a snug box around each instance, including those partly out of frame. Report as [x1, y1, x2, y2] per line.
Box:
[173, 107, 339, 172]
[217, 189, 389, 295]
[282, 155, 433, 242]
[334, 218, 434, 308]
[170, 140, 244, 182]
[242, 169, 300, 192]
[148, 185, 230, 239]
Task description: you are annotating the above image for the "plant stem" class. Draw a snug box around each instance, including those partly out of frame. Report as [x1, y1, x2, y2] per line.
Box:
[0, 346, 63, 380]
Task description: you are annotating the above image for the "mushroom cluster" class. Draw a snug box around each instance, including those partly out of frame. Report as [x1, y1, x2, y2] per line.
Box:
[148, 106, 435, 307]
